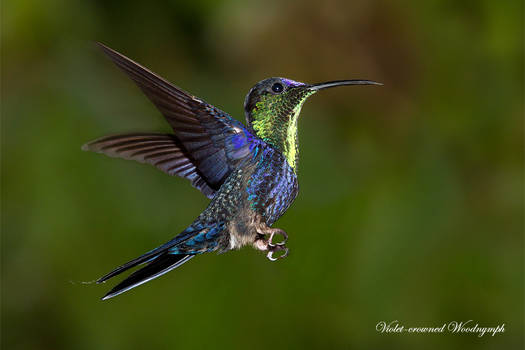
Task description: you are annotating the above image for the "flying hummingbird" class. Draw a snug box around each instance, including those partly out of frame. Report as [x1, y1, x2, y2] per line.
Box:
[84, 43, 381, 300]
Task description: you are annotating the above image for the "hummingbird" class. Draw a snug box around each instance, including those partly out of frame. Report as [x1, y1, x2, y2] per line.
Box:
[84, 43, 381, 300]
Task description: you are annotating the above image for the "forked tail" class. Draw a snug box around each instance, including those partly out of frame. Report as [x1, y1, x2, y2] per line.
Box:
[97, 229, 197, 300]
[99, 253, 194, 300]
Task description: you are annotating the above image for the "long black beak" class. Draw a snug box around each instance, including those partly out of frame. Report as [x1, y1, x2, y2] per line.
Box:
[309, 80, 382, 91]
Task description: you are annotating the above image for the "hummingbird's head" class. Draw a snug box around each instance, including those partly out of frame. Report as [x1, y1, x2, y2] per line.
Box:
[244, 77, 381, 170]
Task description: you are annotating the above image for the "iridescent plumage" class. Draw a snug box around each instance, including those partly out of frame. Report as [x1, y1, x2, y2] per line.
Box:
[84, 43, 380, 299]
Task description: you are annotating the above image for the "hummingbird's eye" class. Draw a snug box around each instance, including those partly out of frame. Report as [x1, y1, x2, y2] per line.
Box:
[271, 83, 284, 93]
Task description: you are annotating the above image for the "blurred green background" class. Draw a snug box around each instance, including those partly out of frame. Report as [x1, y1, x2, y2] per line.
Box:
[2, 0, 523, 349]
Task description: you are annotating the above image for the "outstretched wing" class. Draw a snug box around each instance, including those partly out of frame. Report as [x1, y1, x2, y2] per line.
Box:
[82, 133, 216, 198]
[90, 42, 253, 197]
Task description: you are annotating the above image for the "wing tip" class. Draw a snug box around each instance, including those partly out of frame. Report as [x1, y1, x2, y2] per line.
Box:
[94, 41, 130, 68]
[95, 41, 112, 54]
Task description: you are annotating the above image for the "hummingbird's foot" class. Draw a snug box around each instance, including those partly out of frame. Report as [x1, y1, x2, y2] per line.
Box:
[252, 233, 289, 261]
[266, 244, 289, 261]
[255, 225, 288, 246]
[268, 228, 288, 247]
[253, 223, 289, 260]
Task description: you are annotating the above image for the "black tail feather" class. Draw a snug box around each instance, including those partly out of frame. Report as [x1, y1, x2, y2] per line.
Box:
[101, 254, 194, 300]
[97, 250, 161, 284]
[97, 229, 197, 284]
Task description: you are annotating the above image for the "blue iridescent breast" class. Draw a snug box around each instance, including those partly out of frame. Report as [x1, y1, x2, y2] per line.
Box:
[246, 144, 299, 225]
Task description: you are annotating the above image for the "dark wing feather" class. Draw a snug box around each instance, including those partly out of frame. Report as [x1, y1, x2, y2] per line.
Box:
[82, 133, 215, 198]
[96, 42, 252, 192]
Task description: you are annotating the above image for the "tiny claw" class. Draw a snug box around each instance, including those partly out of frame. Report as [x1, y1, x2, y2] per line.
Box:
[268, 229, 288, 247]
[266, 245, 289, 261]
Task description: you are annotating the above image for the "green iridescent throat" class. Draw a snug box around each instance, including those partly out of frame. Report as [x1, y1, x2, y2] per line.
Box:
[250, 90, 315, 170]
